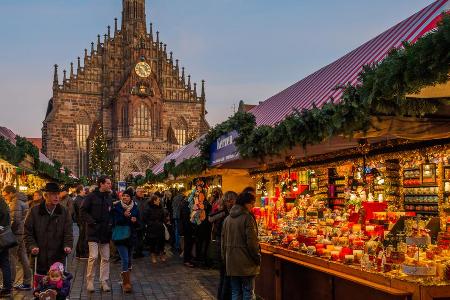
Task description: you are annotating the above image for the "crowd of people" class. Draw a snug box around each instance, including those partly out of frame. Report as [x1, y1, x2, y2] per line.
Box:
[0, 176, 261, 300]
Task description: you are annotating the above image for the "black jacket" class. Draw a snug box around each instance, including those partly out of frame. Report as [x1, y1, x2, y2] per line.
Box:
[180, 200, 194, 236]
[72, 195, 85, 225]
[0, 198, 10, 227]
[24, 202, 73, 274]
[80, 188, 112, 244]
[142, 203, 165, 240]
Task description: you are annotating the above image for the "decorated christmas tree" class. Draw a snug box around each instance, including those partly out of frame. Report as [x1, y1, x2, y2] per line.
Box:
[88, 123, 113, 178]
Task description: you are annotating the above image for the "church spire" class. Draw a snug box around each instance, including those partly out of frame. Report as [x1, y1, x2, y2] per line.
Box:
[201, 80, 206, 100]
[53, 64, 59, 90]
[122, 0, 147, 37]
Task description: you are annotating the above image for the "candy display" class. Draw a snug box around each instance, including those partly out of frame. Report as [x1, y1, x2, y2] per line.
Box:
[255, 151, 450, 294]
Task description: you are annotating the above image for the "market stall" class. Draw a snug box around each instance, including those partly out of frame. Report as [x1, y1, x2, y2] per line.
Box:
[253, 141, 450, 300]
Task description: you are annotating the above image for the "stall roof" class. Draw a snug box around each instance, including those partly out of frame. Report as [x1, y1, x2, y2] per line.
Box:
[250, 0, 450, 126]
[0, 126, 54, 166]
[152, 135, 203, 175]
[151, 0, 450, 174]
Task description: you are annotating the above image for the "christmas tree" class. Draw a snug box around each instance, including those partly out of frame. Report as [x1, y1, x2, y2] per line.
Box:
[88, 123, 113, 178]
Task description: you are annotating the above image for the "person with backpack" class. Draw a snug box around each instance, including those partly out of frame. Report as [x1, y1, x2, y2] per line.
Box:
[2, 185, 31, 291]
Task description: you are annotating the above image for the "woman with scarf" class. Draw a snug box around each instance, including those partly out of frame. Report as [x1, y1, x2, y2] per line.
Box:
[111, 188, 139, 293]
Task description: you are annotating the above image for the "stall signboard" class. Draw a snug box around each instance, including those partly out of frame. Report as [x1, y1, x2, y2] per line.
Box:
[210, 130, 240, 166]
[117, 181, 127, 192]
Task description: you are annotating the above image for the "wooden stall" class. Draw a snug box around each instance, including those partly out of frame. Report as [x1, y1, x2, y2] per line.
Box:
[256, 244, 450, 300]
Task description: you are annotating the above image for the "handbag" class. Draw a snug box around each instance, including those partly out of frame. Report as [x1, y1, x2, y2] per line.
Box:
[112, 225, 131, 241]
[0, 226, 18, 250]
[163, 224, 170, 241]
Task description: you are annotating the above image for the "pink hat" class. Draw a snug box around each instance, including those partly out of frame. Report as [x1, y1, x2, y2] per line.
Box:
[49, 262, 64, 273]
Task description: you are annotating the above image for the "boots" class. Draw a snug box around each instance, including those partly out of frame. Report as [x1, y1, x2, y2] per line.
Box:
[86, 280, 94, 293]
[121, 271, 132, 293]
[101, 281, 111, 292]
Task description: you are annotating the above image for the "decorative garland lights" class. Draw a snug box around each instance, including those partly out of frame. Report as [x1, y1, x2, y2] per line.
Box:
[146, 15, 450, 184]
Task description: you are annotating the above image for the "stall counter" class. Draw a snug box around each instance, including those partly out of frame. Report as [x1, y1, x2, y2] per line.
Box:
[256, 243, 450, 300]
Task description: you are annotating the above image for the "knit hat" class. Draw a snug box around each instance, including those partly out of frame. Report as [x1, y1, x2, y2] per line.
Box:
[122, 188, 134, 198]
[49, 262, 64, 273]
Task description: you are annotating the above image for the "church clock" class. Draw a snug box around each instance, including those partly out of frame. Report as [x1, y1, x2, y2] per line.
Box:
[135, 62, 151, 78]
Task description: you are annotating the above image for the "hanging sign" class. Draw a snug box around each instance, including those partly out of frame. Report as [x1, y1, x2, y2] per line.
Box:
[210, 130, 240, 166]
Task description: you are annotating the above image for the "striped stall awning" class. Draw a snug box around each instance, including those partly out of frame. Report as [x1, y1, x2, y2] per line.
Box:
[0, 126, 54, 166]
[152, 135, 203, 175]
[250, 0, 450, 126]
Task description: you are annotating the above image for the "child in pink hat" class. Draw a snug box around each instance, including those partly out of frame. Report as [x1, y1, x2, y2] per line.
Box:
[33, 262, 72, 300]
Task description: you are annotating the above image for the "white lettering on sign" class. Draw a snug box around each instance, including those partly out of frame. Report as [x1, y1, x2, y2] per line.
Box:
[216, 135, 233, 150]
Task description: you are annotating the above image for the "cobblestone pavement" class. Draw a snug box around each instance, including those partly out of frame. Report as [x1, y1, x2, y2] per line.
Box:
[14, 250, 219, 300]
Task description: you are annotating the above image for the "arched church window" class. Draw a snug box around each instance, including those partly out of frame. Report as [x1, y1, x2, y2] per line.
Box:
[175, 118, 188, 146]
[133, 103, 150, 137]
[76, 123, 89, 177]
[121, 105, 129, 137]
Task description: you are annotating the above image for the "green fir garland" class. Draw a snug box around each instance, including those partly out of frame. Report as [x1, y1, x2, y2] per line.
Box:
[142, 14, 450, 184]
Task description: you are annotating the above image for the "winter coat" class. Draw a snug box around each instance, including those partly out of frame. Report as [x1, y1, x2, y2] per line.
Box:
[111, 201, 140, 246]
[196, 201, 212, 239]
[33, 272, 73, 300]
[209, 209, 228, 241]
[221, 204, 260, 277]
[133, 196, 148, 222]
[60, 195, 73, 220]
[142, 203, 165, 240]
[72, 195, 84, 225]
[80, 188, 112, 244]
[0, 198, 10, 227]
[171, 194, 184, 220]
[7, 195, 28, 235]
[180, 199, 195, 236]
[24, 202, 73, 274]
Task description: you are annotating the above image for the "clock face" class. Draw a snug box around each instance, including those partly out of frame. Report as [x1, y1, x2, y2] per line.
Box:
[135, 62, 151, 78]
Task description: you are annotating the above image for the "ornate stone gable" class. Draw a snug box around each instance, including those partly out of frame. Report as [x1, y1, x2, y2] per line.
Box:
[42, 0, 209, 180]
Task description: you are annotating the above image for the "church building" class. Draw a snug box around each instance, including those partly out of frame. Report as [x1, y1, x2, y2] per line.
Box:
[42, 0, 209, 180]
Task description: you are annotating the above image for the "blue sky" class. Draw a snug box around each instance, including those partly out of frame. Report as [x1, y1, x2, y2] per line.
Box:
[0, 0, 435, 137]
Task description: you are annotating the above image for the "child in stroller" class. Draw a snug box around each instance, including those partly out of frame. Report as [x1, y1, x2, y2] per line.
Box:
[33, 262, 72, 300]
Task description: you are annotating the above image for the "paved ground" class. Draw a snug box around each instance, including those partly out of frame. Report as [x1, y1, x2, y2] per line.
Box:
[12, 225, 219, 299]
[13, 251, 218, 300]
[14, 250, 219, 300]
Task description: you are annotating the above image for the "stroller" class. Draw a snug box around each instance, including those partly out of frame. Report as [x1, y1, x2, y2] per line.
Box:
[32, 256, 73, 300]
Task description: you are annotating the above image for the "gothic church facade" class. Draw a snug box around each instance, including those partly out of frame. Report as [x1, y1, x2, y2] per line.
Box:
[42, 0, 209, 180]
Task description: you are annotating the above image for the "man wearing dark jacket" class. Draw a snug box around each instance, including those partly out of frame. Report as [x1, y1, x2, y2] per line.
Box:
[24, 183, 73, 276]
[0, 190, 12, 297]
[180, 194, 195, 267]
[80, 176, 112, 293]
[73, 185, 88, 259]
[222, 188, 260, 300]
[133, 187, 146, 258]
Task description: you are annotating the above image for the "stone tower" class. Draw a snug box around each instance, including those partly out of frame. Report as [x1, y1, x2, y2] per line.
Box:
[42, 0, 209, 180]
